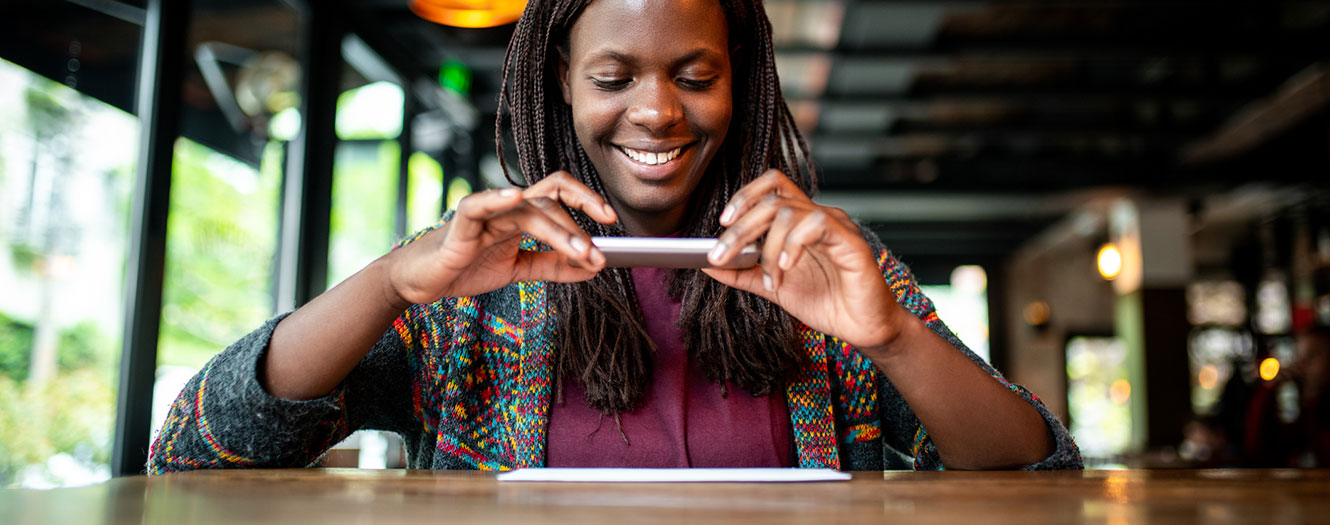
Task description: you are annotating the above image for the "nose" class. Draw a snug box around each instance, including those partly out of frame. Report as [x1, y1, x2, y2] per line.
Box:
[625, 77, 683, 133]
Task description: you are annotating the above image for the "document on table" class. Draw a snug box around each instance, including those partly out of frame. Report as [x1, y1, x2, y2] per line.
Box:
[496, 468, 852, 483]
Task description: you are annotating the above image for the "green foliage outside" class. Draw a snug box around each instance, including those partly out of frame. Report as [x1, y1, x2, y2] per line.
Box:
[0, 370, 115, 486]
[328, 140, 400, 286]
[0, 314, 116, 486]
[0, 60, 128, 487]
[1, 59, 411, 487]
[157, 139, 284, 370]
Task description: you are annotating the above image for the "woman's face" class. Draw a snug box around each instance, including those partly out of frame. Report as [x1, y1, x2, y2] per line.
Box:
[558, 0, 733, 236]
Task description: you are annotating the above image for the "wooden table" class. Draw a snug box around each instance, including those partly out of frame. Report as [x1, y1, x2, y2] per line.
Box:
[4, 468, 1330, 524]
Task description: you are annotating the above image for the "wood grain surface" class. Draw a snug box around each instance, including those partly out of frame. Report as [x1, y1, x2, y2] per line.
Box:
[4, 468, 1330, 524]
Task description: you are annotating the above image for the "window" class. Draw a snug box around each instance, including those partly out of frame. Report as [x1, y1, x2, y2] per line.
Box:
[1066, 336, 1132, 462]
[148, 0, 301, 456]
[0, 59, 136, 488]
[919, 265, 990, 363]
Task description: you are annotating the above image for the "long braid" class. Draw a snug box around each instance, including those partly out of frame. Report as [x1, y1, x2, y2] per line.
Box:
[496, 0, 819, 414]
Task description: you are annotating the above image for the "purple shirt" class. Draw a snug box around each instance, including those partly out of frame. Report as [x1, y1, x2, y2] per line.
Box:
[545, 267, 795, 467]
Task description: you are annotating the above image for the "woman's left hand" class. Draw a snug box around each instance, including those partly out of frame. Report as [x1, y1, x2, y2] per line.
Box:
[704, 169, 910, 353]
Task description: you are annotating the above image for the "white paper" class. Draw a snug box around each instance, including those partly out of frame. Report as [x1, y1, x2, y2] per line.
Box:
[496, 468, 852, 483]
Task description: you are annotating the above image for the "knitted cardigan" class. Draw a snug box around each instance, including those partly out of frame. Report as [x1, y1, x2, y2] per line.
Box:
[147, 227, 1082, 474]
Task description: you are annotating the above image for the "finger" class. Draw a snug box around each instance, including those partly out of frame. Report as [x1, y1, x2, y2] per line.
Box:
[512, 250, 602, 284]
[701, 267, 772, 302]
[762, 206, 799, 291]
[710, 194, 814, 267]
[450, 188, 525, 242]
[719, 169, 807, 227]
[525, 196, 605, 266]
[496, 203, 605, 269]
[779, 208, 832, 273]
[525, 171, 618, 225]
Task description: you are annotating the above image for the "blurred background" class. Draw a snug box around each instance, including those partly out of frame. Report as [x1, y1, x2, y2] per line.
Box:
[0, 0, 1327, 487]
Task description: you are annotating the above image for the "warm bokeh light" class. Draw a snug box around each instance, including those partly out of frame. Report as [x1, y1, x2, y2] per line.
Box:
[411, 0, 527, 28]
[1023, 300, 1051, 327]
[1097, 243, 1122, 280]
[1259, 357, 1280, 381]
[1197, 364, 1220, 390]
[1109, 379, 1131, 405]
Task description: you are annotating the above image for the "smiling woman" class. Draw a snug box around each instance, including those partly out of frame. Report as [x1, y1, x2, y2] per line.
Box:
[147, 0, 1082, 476]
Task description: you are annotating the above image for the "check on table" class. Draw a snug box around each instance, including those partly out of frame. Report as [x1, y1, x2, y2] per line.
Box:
[3, 468, 1329, 524]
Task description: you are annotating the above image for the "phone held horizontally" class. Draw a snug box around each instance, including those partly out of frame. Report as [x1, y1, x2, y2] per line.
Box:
[590, 237, 759, 269]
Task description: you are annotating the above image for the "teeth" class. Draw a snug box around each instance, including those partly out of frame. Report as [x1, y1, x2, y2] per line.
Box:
[620, 146, 682, 165]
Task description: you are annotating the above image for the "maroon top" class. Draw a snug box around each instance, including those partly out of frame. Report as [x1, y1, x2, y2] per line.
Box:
[545, 267, 795, 467]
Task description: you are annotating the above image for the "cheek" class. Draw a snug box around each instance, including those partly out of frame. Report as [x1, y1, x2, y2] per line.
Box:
[570, 93, 620, 146]
[699, 83, 733, 139]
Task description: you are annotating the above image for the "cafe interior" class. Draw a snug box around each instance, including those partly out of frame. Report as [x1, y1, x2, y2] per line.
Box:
[1, 0, 1330, 519]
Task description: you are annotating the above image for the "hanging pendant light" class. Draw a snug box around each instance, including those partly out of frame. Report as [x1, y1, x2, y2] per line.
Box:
[410, 0, 527, 28]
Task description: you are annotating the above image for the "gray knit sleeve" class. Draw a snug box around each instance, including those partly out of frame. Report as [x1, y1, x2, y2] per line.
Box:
[861, 228, 1083, 470]
[146, 313, 415, 474]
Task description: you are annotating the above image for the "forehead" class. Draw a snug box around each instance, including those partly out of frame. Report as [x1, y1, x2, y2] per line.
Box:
[567, 0, 729, 60]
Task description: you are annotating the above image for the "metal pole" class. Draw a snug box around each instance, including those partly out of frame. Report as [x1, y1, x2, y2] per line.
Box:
[113, 0, 190, 476]
[395, 93, 413, 240]
[276, 0, 342, 312]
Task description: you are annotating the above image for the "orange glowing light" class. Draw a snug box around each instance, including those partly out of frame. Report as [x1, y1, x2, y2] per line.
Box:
[1109, 379, 1131, 405]
[411, 0, 527, 28]
[1259, 358, 1280, 381]
[1197, 364, 1219, 389]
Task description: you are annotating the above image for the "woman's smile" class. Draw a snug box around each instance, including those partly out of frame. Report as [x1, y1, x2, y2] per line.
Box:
[613, 142, 694, 180]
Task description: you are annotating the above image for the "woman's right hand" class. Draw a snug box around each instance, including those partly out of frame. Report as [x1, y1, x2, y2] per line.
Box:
[383, 171, 617, 307]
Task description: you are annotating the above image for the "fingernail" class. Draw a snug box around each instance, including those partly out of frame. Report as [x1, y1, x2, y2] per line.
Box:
[570, 236, 588, 253]
[763, 273, 774, 291]
[603, 204, 616, 220]
[590, 248, 604, 266]
[709, 241, 729, 262]
[778, 251, 789, 270]
[720, 205, 735, 224]
[500, 188, 519, 197]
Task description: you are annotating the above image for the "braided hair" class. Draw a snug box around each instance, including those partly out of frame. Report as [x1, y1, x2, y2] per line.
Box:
[495, 0, 818, 414]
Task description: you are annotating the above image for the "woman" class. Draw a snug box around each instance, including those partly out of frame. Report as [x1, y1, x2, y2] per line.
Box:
[148, 0, 1080, 473]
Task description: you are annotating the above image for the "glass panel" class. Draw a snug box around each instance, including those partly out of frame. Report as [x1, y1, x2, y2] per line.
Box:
[406, 151, 444, 233]
[328, 140, 400, 286]
[157, 138, 283, 371]
[1066, 336, 1132, 463]
[0, 59, 136, 488]
[919, 265, 989, 363]
[150, 0, 300, 448]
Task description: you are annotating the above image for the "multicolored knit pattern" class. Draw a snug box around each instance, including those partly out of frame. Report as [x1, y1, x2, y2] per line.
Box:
[786, 326, 840, 468]
[391, 239, 960, 471]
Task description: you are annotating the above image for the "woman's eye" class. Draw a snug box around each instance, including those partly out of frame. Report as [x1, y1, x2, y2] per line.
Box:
[679, 77, 717, 89]
[591, 78, 630, 90]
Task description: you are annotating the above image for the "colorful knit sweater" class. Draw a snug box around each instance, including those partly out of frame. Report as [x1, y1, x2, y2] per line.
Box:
[147, 228, 1082, 474]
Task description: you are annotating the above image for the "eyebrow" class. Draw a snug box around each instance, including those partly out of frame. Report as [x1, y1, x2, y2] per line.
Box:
[585, 48, 723, 67]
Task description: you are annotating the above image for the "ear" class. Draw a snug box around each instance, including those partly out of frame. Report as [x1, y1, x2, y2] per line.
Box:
[556, 46, 572, 105]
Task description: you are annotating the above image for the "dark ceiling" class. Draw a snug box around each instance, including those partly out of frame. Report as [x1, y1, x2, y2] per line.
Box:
[343, 0, 1330, 281]
[4, 0, 1329, 283]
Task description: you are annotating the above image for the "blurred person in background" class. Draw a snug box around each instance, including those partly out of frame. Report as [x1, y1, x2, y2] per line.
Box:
[1244, 326, 1330, 467]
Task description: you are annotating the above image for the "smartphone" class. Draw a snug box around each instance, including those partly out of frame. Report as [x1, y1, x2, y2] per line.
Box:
[591, 237, 759, 269]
